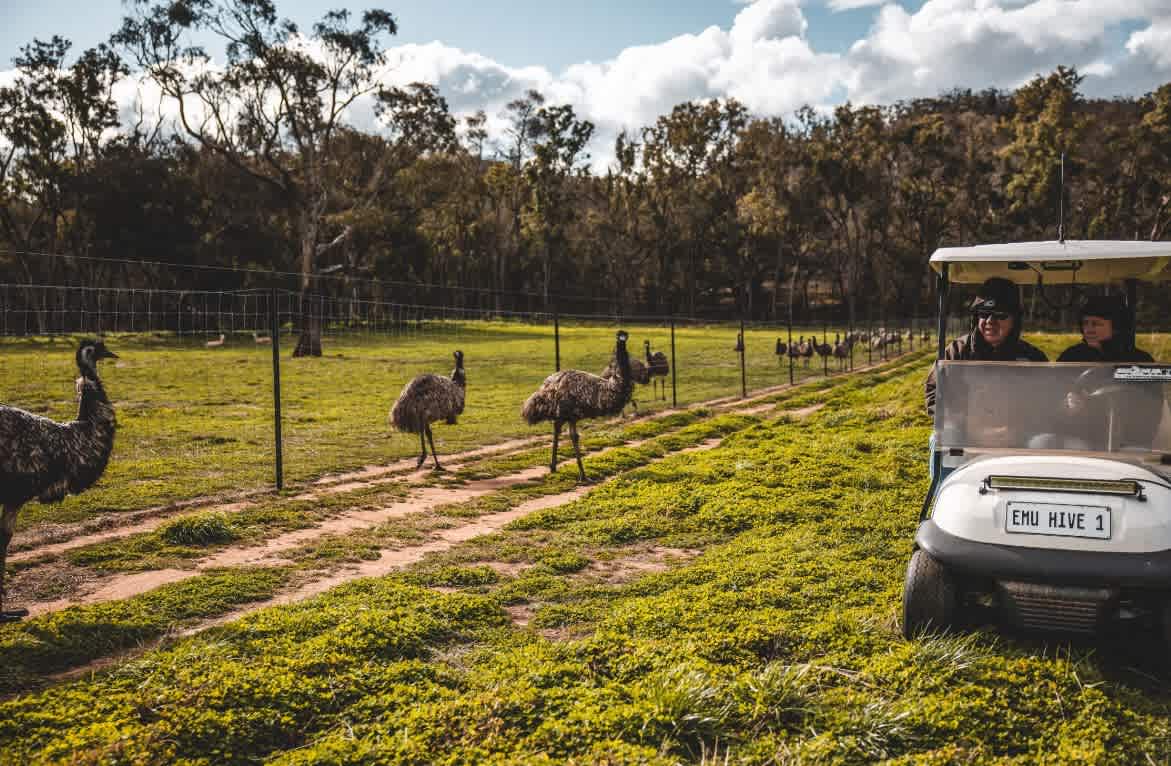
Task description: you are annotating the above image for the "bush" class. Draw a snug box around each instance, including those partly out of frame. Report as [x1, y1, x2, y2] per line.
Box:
[159, 511, 239, 546]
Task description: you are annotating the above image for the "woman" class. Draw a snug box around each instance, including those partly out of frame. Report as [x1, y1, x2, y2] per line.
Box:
[1057, 294, 1153, 363]
[1057, 294, 1160, 450]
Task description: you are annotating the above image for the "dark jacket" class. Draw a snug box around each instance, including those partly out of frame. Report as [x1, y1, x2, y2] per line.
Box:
[924, 330, 1048, 417]
[1056, 340, 1154, 363]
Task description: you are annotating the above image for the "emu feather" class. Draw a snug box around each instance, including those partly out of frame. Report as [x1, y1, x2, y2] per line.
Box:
[0, 339, 117, 616]
[522, 331, 632, 482]
[390, 351, 465, 469]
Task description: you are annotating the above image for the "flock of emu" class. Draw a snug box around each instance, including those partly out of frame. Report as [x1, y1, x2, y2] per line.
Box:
[775, 328, 929, 371]
[389, 332, 668, 480]
[0, 325, 918, 620]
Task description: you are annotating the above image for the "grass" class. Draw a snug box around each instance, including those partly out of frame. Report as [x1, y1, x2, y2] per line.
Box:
[0, 320, 866, 530]
[4, 334, 1171, 763]
[0, 353, 918, 698]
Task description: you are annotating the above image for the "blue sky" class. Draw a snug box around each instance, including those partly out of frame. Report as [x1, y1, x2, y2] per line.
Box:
[0, 0, 879, 71]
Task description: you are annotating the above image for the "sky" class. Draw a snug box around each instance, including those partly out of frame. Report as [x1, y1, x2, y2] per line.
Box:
[2, 0, 1170, 169]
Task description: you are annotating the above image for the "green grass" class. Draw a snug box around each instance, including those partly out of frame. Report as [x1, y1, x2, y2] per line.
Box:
[0, 356, 901, 697]
[6, 349, 1171, 763]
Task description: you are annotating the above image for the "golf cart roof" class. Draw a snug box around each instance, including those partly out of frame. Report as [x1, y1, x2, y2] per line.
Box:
[929, 240, 1171, 284]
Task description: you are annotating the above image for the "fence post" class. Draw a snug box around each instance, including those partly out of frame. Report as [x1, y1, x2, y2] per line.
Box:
[739, 317, 747, 398]
[553, 309, 561, 372]
[670, 314, 677, 408]
[270, 287, 284, 490]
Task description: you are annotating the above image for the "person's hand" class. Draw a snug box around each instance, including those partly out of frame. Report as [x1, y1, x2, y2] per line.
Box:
[1064, 391, 1086, 413]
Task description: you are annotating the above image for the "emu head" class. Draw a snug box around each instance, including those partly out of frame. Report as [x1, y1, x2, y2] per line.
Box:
[76, 338, 118, 378]
[614, 331, 630, 365]
[453, 350, 464, 368]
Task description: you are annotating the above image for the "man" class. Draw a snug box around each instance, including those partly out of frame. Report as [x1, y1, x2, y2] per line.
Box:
[1057, 294, 1154, 363]
[924, 277, 1048, 417]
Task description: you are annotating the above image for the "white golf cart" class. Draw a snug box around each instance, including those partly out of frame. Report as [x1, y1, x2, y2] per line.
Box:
[904, 241, 1171, 642]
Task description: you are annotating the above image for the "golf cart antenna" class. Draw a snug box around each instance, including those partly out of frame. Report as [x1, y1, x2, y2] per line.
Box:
[1058, 151, 1065, 244]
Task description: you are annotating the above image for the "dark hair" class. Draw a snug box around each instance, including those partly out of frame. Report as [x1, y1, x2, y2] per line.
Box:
[1079, 294, 1134, 351]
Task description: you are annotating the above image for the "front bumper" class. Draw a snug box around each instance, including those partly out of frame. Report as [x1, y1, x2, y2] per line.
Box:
[915, 519, 1171, 588]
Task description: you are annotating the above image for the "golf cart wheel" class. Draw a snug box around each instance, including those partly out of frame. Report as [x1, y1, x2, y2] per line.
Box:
[902, 549, 957, 639]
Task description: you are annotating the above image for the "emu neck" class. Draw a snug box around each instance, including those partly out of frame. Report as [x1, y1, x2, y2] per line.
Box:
[451, 364, 466, 388]
[610, 345, 632, 387]
[76, 366, 114, 429]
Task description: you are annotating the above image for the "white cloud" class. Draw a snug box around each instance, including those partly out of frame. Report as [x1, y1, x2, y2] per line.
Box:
[844, 0, 1171, 104]
[826, 0, 886, 11]
[6, 0, 1171, 169]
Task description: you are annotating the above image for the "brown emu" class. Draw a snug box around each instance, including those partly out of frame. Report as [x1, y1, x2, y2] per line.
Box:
[0, 339, 118, 620]
[390, 351, 466, 470]
[522, 331, 633, 482]
[644, 340, 669, 400]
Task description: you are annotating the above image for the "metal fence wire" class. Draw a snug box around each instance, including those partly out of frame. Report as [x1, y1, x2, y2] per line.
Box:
[0, 284, 939, 508]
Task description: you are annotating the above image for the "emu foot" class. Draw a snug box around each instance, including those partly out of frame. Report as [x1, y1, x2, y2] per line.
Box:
[431, 464, 446, 473]
[1, 608, 28, 623]
[415, 455, 427, 469]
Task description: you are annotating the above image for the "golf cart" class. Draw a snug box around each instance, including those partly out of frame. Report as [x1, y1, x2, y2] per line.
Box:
[904, 241, 1171, 643]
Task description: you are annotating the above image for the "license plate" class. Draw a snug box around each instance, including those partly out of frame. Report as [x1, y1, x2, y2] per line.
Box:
[1005, 501, 1111, 540]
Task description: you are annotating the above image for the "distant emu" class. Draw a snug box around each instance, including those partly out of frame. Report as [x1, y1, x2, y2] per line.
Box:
[0, 338, 118, 620]
[644, 340, 669, 400]
[522, 331, 633, 482]
[602, 355, 650, 413]
[390, 351, 466, 470]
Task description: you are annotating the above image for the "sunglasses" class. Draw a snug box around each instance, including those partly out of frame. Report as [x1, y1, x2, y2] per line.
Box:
[974, 310, 1010, 321]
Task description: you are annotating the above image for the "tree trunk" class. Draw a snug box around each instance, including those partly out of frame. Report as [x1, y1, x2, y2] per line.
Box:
[293, 218, 322, 357]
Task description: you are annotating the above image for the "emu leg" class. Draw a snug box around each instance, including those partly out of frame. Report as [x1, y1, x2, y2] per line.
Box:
[0, 504, 23, 618]
[569, 422, 587, 483]
[426, 425, 442, 470]
[550, 421, 562, 473]
[417, 429, 428, 468]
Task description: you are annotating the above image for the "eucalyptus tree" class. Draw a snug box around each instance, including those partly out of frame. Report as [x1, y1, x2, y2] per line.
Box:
[805, 104, 893, 324]
[642, 99, 748, 314]
[115, 0, 416, 355]
[1000, 66, 1086, 239]
[1133, 84, 1171, 241]
[0, 37, 127, 283]
[521, 102, 594, 309]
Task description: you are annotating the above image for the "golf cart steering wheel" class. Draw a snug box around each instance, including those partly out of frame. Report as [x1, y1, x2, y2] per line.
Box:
[1072, 367, 1130, 400]
[1060, 367, 1127, 418]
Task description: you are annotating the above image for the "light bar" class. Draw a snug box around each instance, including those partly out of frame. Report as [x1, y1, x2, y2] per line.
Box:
[984, 475, 1142, 497]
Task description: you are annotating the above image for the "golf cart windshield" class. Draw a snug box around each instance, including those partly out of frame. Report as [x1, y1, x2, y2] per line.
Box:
[934, 361, 1171, 463]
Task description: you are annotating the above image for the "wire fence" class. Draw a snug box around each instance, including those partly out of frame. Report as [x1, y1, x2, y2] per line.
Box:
[0, 284, 958, 518]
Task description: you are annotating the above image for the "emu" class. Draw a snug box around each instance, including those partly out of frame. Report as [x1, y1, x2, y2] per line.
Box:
[602, 355, 650, 413]
[522, 331, 633, 483]
[390, 351, 466, 470]
[644, 340, 669, 401]
[832, 333, 850, 371]
[799, 336, 814, 368]
[0, 339, 118, 620]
